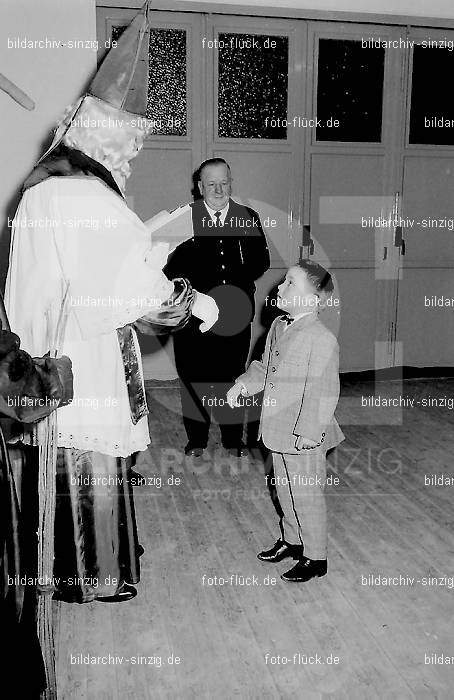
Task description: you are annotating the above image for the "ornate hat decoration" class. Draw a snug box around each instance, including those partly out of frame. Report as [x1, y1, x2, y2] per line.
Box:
[88, 0, 150, 117]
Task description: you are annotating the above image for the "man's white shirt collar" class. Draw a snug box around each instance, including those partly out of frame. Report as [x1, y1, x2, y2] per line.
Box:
[204, 200, 229, 225]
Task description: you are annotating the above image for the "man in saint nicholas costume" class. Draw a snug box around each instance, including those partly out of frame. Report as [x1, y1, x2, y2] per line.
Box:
[5, 4, 218, 603]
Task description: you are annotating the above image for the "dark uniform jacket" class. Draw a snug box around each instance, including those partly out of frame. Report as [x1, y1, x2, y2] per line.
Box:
[165, 198, 270, 335]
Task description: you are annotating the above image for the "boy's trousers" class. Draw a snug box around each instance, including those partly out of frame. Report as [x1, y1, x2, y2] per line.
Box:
[272, 447, 327, 560]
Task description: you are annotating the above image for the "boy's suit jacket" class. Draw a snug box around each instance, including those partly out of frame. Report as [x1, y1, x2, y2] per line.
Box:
[237, 312, 344, 454]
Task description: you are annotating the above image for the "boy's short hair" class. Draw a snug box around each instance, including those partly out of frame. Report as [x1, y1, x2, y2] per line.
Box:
[297, 259, 334, 295]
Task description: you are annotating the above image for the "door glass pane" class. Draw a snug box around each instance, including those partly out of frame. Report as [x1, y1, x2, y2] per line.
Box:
[112, 25, 187, 136]
[147, 28, 186, 136]
[217, 33, 288, 139]
[316, 39, 385, 142]
[409, 45, 454, 145]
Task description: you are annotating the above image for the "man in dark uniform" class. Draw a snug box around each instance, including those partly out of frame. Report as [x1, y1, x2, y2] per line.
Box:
[165, 158, 270, 457]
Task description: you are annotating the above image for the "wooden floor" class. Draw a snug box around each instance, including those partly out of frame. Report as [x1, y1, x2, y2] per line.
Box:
[56, 377, 454, 699]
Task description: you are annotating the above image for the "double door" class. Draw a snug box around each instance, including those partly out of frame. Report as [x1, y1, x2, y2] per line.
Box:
[307, 23, 454, 370]
[96, 7, 454, 372]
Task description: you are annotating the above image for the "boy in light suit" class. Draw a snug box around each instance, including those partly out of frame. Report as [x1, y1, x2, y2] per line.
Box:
[227, 260, 344, 582]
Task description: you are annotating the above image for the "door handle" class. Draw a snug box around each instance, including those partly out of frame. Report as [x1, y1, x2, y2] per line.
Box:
[393, 191, 406, 255]
[394, 225, 405, 255]
[301, 225, 314, 258]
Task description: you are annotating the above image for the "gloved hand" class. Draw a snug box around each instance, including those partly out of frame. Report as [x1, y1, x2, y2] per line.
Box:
[192, 291, 219, 333]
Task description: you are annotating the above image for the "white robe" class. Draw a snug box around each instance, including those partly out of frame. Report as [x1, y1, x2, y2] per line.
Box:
[5, 175, 175, 457]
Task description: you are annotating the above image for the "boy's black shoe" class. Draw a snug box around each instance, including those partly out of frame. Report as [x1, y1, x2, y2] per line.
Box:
[281, 556, 327, 582]
[257, 539, 304, 563]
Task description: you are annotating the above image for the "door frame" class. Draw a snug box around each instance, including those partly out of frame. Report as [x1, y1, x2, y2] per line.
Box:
[97, 0, 454, 31]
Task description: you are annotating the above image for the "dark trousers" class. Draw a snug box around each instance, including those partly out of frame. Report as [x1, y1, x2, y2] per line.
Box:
[173, 319, 251, 448]
[2, 444, 46, 697]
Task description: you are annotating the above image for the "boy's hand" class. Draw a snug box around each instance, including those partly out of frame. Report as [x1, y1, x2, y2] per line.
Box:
[295, 436, 318, 451]
[227, 382, 244, 408]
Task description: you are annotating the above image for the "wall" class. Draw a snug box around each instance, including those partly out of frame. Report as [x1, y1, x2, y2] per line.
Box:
[0, 0, 96, 289]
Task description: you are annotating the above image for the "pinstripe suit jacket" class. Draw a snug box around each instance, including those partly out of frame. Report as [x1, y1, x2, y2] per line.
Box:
[237, 312, 344, 454]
